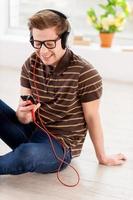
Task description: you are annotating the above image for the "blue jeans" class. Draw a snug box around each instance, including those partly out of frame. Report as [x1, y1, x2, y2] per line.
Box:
[0, 100, 71, 175]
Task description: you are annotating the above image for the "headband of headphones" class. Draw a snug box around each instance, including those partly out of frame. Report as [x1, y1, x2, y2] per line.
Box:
[30, 9, 70, 49]
[37, 9, 67, 20]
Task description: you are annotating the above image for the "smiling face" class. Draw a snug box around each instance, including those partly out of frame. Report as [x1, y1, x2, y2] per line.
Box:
[32, 27, 66, 67]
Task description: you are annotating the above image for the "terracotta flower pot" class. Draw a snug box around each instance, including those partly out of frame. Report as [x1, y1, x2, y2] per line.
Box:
[99, 33, 114, 48]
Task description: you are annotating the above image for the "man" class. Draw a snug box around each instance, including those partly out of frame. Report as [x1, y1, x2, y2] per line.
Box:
[0, 9, 126, 175]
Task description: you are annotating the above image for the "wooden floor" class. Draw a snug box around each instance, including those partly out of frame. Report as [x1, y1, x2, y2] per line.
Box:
[0, 66, 133, 200]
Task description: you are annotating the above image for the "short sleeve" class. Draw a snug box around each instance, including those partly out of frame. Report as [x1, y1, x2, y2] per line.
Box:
[78, 64, 103, 102]
[20, 57, 31, 89]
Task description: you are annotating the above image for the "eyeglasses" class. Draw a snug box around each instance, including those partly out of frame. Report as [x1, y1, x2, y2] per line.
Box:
[30, 37, 60, 49]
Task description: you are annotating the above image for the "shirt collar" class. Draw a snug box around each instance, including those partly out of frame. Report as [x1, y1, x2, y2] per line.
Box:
[53, 48, 72, 77]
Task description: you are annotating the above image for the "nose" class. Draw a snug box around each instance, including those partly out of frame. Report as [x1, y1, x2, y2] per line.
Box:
[40, 44, 49, 54]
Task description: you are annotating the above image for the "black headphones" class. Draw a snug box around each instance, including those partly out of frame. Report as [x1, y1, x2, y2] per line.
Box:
[30, 9, 70, 49]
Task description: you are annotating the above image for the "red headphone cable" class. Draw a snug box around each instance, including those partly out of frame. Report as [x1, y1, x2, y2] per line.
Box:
[31, 56, 80, 187]
[31, 109, 80, 187]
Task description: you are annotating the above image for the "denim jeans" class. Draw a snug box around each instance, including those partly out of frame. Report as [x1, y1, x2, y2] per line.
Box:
[0, 99, 72, 175]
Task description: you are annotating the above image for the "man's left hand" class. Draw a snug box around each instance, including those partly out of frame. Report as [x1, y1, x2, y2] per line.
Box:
[99, 153, 127, 166]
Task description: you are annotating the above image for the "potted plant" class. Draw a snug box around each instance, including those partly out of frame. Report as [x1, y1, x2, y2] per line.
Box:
[87, 0, 131, 47]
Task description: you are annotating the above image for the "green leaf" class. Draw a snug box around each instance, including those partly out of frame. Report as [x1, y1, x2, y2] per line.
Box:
[99, 4, 108, 10]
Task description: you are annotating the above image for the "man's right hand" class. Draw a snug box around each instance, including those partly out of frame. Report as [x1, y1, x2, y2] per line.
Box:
[16, 100, 40, 124]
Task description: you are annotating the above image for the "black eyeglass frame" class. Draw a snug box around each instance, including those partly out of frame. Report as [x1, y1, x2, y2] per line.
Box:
[30, 37, 61, 49]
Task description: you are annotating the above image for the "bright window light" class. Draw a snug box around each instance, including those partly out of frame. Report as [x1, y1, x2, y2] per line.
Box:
[8, 0, 133, 43]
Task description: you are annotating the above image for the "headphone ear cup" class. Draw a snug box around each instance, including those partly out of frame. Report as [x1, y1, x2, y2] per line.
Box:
[30, 32, 34, 46]
[61, 31, 70, 49]
[30, 32, 33, 41]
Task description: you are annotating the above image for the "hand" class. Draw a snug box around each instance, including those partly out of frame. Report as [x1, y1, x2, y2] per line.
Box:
[16, 100, 41, 124]
[99, 153, 127, 166]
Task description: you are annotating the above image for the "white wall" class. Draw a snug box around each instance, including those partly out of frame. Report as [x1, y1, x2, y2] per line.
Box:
[71, 45, 133, 83]
[0, 37, 133, 83]
[0, 36, 33, 68]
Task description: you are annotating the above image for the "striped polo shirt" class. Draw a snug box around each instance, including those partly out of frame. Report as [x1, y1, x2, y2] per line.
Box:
[21, 48, 102, 157]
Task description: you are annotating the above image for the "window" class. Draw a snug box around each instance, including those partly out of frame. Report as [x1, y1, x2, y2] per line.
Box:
[9, 0, 133, 44]
[0, 0, 9, 35]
